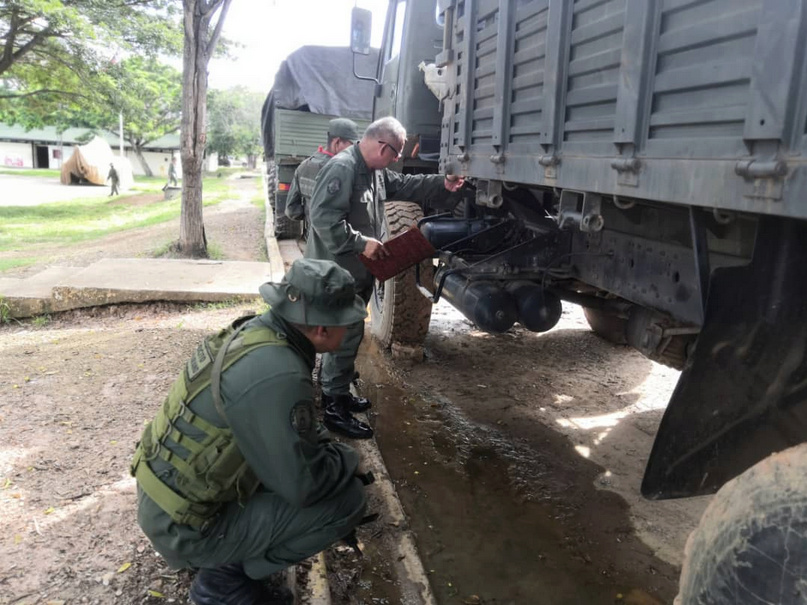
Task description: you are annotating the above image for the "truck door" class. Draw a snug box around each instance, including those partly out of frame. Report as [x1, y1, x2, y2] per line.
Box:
[376, 0, 444, 158]
[375, 0, 407, 121]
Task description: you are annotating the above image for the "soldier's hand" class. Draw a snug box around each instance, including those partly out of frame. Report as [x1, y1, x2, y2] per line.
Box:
[444, 174, 465, 192]
[362, 239, 388, 260]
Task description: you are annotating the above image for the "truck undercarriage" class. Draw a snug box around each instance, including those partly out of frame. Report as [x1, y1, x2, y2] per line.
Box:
[373, 180, 807, 501]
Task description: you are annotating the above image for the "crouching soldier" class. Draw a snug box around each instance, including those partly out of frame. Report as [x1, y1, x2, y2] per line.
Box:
[131, 259, 370, 605]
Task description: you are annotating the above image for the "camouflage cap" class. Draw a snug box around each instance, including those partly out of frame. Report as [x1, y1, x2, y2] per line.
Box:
[259, 259, 367, 326]
[328, 118, 360, 142]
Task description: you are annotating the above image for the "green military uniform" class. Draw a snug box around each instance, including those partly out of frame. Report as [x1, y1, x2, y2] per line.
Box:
[285, 149, 333, 222]
[305, 143, 449, 396]
[286, 118, 359, 224]
[168, 160, 178, 187]
[107, 164, 119, 196]
[133, 260, 368, 594]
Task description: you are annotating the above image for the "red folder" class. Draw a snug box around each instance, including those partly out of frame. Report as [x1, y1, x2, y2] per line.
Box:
[359, 227, 436, 282]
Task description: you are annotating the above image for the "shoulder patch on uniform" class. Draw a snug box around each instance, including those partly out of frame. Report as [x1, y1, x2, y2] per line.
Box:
[290, 401, 315, 434]
[186, 340, 213, 381]
[327, 177, 342, 194]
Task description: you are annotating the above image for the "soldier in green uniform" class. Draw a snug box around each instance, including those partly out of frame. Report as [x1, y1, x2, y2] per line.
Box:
[285, 118, 359, 226]
[132, 259, 371, 605]
[305, 116, 464, 439]
[167, 157, 178, 187]
[107, 163, 119, 196]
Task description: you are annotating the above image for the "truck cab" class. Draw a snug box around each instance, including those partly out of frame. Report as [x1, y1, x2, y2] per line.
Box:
[366, 0, 446, 169]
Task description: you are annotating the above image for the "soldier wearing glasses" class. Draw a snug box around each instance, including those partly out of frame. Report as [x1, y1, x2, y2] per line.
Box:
[305, 116, 464, 439]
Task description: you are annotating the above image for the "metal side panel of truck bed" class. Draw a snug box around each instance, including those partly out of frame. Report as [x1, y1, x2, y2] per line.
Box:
[273, 109, 371, 161]
[439, 0, 807, 220]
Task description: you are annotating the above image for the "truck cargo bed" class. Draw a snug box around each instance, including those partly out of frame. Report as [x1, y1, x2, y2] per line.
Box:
[440, 0, 807, 219]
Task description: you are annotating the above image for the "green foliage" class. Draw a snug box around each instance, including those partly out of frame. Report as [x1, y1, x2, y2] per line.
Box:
[0, 257, 39, 272]
[0, 296, 12, 324]
[207, 87, 264, 160]
[32, 314, 51, 328]
[0, 1, 182, 128]
[68, 56, 183, 172]
[206, 242, 224, 260]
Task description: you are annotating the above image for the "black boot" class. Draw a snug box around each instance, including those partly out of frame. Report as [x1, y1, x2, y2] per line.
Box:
[190, 564, 292, 605]
[322, 392, 372, 413]
[323, 395, 373, 439]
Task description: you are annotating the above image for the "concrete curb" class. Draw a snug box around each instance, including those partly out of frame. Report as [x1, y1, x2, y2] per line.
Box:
[351, 415, 438, 605]
[0, 259, 271, 319]
[262, 167, 286, 283]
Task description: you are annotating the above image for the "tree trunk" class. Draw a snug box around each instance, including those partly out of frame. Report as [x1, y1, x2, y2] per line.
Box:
[134, 145, 153, 177]
[178, 0, 231, 257]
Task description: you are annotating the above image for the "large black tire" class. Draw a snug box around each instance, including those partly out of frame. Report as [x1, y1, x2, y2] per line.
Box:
[582, 306, 628, 345]
[274, 203, 302, 240]
[265, 161, 277, 208]
[370, 202, 433, 348]
[677, 444, 807, 604]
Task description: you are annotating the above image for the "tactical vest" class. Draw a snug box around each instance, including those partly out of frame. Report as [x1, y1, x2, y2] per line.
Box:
[130, 316, 287, 529]
[298, 154, 329, 201]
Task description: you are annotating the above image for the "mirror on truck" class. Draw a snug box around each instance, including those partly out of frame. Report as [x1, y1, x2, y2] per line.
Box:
[351, 7, 372, 55]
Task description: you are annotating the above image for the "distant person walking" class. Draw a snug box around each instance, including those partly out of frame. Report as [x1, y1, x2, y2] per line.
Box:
[107, 163, 119, 196]
[167, 157, 178, 187]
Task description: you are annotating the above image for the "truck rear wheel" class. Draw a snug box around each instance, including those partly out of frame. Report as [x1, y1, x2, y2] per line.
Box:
[676, 443, 807, 604]
[370, 201, 433, 348]
[274, 205, 302, 240]
[582, 306, 628, 345]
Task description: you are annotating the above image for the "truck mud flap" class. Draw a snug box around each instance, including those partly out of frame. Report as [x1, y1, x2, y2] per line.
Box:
[642, 216, 807, 500]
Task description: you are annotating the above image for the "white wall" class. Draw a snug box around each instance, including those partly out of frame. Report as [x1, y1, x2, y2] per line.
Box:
[0, 142, 33, 168]
[127, 151, 219, 176]
[127, 150, 180, 178]
[48, 144, 75, 169]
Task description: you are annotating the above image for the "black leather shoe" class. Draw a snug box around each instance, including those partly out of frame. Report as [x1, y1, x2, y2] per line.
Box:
[322, 392, 372, 413]
[190, 564, 292, 605]
[323, 404, 374, 439]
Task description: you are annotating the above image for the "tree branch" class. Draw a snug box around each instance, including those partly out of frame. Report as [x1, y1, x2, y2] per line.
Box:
[0, 89, 87, 100]
[0, 25, 54, 75]
[205, 0, 232, 58]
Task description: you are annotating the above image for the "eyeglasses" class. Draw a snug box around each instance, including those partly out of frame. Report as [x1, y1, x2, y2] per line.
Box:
[378, 140, 403, 160]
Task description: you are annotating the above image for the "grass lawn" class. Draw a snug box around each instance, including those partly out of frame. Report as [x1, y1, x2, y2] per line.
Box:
[0, 168, 61, 178]
[0, 171, 258, 270]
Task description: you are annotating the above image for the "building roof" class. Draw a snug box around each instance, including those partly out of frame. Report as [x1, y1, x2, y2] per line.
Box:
[0, 123, 179, 150]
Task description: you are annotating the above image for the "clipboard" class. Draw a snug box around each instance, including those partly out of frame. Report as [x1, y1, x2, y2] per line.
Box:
[359, 227, 436, 282]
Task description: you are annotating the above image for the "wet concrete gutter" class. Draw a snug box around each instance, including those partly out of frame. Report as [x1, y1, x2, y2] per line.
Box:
[351, 424, 437, 605]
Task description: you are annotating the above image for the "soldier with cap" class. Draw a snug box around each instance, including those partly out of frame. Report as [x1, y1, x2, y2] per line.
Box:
[285, 118, 359, 228]
[131, 259, 370, 605]
[107, 162, 120, 196]
[306, 116, 464, 439]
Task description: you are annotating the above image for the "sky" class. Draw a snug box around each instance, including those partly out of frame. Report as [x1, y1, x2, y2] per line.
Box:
[207, 0, 388, 95]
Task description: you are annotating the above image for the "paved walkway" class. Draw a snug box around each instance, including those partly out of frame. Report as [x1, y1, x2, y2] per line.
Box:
[0, 258, 277, 318]
[0, 172, 119, 206]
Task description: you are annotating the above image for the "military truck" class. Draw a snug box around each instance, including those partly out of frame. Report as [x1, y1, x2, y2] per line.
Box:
[353, 0, 807, 598]
[260, 45, 376, 239]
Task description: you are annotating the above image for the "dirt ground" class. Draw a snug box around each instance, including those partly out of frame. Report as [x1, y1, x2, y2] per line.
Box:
[354, 303, 710, 604]
[1, 179, 708, 605]
[0, 178, 267, 605]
